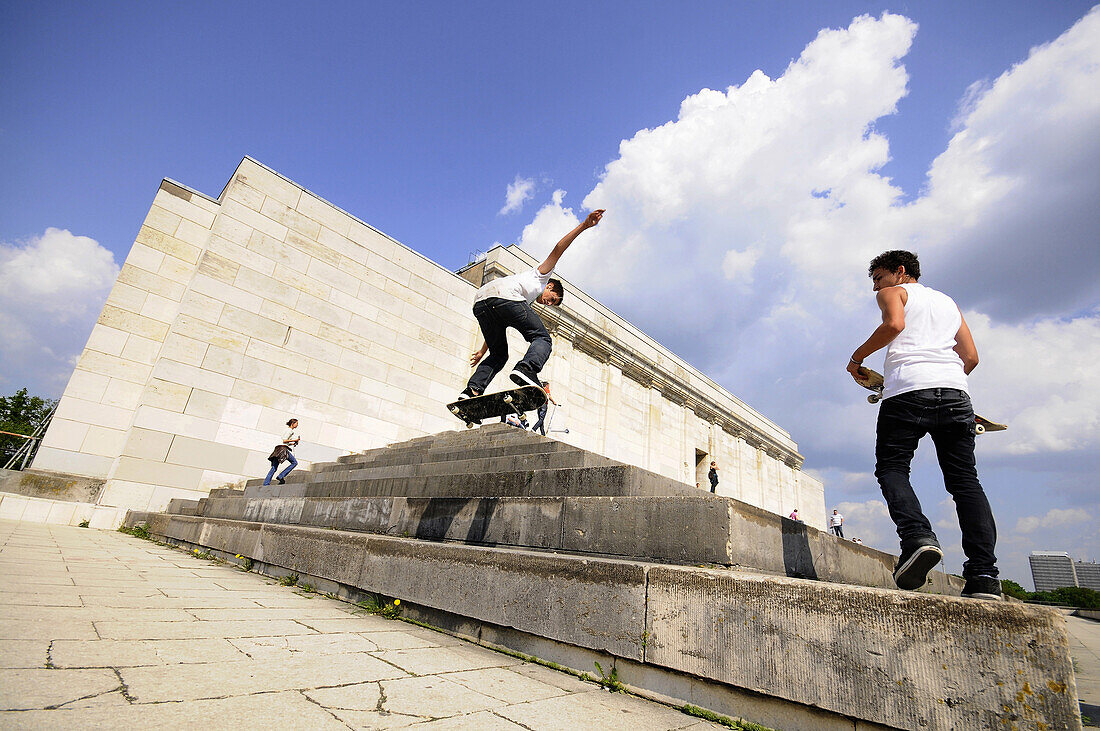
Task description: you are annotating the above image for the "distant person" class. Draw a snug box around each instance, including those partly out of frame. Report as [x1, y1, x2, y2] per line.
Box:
[788, 508, 801, 522]
[504, 413, 529, 430]
[853, 537, 863, 545]
[461, 210, 605, 403]
[707, 462, 719, 493]
[847, 250, 1000, 600]
[264, 418, 300, 486]
[531, 381, 559, 436]
[829, 509, 845, 538]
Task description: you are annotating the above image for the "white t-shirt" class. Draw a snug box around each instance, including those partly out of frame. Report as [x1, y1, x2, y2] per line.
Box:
[829, 513, 844, 528]
[882, 283, 969, 399]
[474, 268, 552, 305]
[283, 429, 299, 451]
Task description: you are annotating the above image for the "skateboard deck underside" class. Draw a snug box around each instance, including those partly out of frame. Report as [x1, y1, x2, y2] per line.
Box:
[447, 386, 547, 425]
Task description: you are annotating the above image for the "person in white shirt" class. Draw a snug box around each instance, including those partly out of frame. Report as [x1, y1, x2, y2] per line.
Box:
[459, 209, 605, 403]
[847, 250, 1000, 601]
[829, 509, 844, 538]
[264, 418, 300, 486]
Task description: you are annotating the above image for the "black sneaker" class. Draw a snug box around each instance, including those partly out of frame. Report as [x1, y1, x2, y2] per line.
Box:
[276, 477, 285, 485]
[893, 538, 943, 590]
[457, 387, 479, 400]
[509, 363, 541, 390]
[961, 575, 1002, 600]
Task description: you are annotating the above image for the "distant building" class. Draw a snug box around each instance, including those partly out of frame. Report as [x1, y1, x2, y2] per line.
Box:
[1075, 561, 1100, 592]
[1029, 552, 1077, 592]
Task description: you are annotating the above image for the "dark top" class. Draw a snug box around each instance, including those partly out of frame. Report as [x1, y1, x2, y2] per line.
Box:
[708, 468, 718, 487]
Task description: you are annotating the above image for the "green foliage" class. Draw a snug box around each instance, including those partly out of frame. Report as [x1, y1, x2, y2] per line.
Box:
[77, 519, 90, 528]
[355, 594, 403, 619]
[0, 388, 56, 467]
[1000, 579, 1029, 600]
[297, 582, 315, 594]
[279, 573, 300, 586]
[1005, 580, 1100, 608]
[592, 661, 626, 693]
[680, 706, 774, 731]
[117, 523, 151, 540]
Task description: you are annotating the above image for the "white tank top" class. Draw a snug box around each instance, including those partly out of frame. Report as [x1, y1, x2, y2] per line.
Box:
[882, 283, 969, 399]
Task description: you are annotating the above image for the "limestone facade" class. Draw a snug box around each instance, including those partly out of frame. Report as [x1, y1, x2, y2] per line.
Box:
[33, 158, 824, 529]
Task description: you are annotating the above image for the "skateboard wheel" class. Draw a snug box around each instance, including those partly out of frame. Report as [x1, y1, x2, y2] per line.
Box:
[975, 423, 985, 434]
[867, 395, 880, 404]
[449, 406, 460, 414]
[502, 394, 513, 403]
[466, 422, 475, 429]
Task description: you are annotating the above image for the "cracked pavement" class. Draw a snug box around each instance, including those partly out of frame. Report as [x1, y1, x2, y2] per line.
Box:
[0, 520, 727, 729]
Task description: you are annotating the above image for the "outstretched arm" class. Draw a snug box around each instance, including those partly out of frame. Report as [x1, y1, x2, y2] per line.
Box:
[538, 209, 605, 275]
[846, 287, 906, 380]
[953, 311, 979, 374]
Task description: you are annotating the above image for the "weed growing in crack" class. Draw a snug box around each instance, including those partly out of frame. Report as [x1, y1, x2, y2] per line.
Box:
[77, 519, 90, 528]
[681, 705, 773, 730]
[298, 582, 315, 594]
[279, 573, 300, 587]
[234, 555, 253, 571]
[592, 661, 626, 693]
[117, 524, 151, 540]
[355, 594, 403, 619]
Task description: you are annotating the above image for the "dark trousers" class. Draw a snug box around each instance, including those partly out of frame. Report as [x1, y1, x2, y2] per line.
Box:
[831, 526, 844, 538]
[532, 404, 549, 435]
[467, 298, 552, 395]
[875, 388, 998, 578]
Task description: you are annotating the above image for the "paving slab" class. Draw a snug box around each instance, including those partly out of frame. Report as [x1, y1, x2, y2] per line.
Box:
[0, 519, 729, 729]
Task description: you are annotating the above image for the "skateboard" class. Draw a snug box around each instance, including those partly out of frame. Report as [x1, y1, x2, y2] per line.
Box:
[853, 366, 1006, 435]
[446, 385, 547, 429]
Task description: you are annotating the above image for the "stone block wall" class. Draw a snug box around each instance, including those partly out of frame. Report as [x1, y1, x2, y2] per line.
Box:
[33, 157, 823, 528]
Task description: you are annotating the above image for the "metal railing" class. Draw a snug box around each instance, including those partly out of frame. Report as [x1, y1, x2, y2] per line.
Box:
[2, 402, 57, 471]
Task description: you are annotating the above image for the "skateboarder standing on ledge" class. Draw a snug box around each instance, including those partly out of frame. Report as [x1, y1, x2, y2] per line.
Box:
[459, 209, 605, 400]
[846, 250, 1001, 600]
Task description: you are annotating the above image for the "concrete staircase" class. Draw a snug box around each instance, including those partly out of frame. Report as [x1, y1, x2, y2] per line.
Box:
[134, 424, 1083, 730]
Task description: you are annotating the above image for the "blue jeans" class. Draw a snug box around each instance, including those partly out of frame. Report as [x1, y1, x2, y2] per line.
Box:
[264, 452, 297, 485]
[467, 297, 551, 394]
[875, 388, 998, 578]
[532, 404, 549, 435]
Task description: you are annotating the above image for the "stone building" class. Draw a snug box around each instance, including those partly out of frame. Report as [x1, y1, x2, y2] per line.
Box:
[21, 158, 823, 528]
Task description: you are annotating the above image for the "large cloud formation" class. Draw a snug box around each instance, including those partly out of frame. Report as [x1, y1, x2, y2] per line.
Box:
[514, 9, 1100, 583]
[0, 228, 119, 395]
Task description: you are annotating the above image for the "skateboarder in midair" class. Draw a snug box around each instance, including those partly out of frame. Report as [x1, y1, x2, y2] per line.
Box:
[846, 250, 1001, 600]
[459, 209, 605, 400]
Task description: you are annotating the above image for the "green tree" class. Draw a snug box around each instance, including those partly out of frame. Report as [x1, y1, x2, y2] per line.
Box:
[1000, 579, 1029, 600]
[0, 388, 57, 468]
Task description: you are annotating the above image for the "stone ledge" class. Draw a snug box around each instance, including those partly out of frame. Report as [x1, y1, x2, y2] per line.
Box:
[128, 513, 1083, 730]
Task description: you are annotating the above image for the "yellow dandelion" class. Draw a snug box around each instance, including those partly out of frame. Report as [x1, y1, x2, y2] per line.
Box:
[393, 599, 400, 606]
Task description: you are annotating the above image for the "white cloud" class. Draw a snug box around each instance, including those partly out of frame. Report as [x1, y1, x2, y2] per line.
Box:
[499, 175, 537, 215]
[504, 9, 1100, 584]
[515, 190, 580, 262]
[1014, 507, 1091, 535]
[835, 499, 896, 547]
[0, 228, 118, 396]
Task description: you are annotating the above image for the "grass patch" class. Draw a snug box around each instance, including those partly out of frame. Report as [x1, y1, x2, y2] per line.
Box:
[234, 554, 253, 572]
[355, 594, 403, 619]
[682, 705, 773, 731]
[278, 573, 300, 587]
[77, 519, 90, 528]
[297, 582, 315, 594]
[117, 523, 151, 540]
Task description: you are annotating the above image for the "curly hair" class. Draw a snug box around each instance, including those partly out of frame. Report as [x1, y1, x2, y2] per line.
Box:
[546, 278, 564, 304]
[868, 250, 921, 280]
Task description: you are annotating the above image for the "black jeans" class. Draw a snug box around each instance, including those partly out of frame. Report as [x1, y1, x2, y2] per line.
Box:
[831, 526, 844, 538]
[875, 388, 998, 578]
[467, 298, 552, 395]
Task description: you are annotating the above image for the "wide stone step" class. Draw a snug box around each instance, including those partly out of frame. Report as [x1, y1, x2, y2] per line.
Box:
[193, 492, 959, 596]
[128, 512, 1081, 731]
[329, 439, 581, 472]
[247, 464, 700, 501]
[277, 450, 615, 488]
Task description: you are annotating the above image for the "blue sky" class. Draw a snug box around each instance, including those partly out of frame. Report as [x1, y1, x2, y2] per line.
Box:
[2, 2, 1098, 589]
